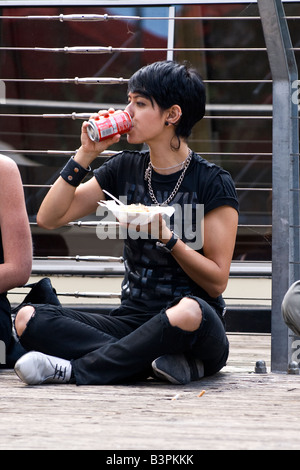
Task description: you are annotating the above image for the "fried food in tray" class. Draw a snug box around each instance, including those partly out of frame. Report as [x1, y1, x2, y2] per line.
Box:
[98, 200, 175, 225]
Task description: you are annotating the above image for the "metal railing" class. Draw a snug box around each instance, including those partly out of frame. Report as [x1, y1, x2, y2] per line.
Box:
[259, 0, 300, 372]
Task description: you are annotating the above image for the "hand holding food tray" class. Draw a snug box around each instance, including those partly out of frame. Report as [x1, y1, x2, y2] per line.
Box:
[98, 190, 175, 225]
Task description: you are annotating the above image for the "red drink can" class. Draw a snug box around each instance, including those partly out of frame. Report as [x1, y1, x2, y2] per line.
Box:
[87, 110, 132, 142]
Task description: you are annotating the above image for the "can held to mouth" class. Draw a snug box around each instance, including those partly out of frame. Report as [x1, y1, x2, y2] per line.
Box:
[87, 110, 132, 142]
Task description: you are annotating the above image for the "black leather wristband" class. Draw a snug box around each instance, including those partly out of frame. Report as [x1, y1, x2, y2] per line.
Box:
[60, 156, 91, 187]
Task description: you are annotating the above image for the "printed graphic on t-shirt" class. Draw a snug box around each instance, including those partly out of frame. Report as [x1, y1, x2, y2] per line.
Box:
[94, 150, 238, 311]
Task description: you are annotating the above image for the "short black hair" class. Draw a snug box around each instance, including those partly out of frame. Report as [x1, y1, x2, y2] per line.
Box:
[127, 60, 206, 140]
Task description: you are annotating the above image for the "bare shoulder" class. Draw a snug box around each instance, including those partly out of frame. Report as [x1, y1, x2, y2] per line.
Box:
[0, 154, 20, 180]
[0, 154, 18, 175]
[0, 155, 23, 202]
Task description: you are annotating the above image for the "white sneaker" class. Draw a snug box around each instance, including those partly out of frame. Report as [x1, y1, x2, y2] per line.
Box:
[14, 351, 72, 385]
[152, 353, 204, 385]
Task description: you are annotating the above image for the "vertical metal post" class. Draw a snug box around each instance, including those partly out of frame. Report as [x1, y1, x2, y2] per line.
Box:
[167, 5, 176, 60]
[258, 0, 300, 372]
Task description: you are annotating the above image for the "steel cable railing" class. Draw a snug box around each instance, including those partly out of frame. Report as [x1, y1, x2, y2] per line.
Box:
[0, 46, 268, 53]
[1, 13, 299, 21]
[0, 5, 282, 306]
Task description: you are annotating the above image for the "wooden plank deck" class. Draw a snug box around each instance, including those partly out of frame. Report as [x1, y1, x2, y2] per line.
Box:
[0, 333, 300, 451]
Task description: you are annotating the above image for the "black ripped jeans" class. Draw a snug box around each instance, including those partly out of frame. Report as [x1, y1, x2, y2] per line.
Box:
[17, 297, 229, 385]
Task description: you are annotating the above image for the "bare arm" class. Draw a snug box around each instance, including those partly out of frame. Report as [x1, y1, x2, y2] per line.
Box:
[37, 113, 121, 230]
[0, 156, 32, 293]
[163, 206, 238, 298]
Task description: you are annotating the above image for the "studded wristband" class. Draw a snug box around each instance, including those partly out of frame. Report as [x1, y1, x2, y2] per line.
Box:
[60, 156, 91, 187]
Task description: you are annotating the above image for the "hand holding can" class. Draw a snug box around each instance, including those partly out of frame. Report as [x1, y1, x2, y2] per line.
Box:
[87, 110, 132, 142]
[76, 110, 124, 168]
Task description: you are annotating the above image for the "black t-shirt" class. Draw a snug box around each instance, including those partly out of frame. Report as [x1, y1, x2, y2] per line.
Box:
[94, 150, 239, 316]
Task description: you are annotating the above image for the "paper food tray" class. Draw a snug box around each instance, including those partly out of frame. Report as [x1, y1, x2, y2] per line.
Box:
[98, 200, 175, 225]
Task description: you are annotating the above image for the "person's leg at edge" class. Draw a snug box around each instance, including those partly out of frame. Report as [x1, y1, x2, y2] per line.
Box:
[0, 309, 13, 367]
[0, 310, 12, 349]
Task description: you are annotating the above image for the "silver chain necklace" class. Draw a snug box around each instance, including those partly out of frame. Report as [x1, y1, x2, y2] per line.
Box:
[144, 149, 193, 206]
[151, 156, 189, 171]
